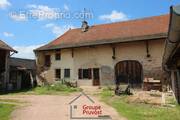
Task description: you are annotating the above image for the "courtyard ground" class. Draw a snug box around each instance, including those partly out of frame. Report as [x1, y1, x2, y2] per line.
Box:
[0, 86, 180, 120]
[0, 92, 125, 120]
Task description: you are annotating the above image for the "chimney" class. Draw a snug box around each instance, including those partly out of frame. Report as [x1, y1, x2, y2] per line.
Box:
[81, 21, 89, 32]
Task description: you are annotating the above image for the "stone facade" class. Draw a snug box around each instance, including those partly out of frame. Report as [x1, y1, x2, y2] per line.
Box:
[35, 38, 166, 86]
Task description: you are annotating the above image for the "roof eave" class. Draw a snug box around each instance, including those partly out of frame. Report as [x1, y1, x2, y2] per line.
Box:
[0, 48, 18, 53]
[35, 33, 167, 52]
[163, 5, 180, 69]
[11, 49, 18, 53]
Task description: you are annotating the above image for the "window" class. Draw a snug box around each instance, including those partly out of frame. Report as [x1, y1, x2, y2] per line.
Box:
[44, 55, 51, 67]
[83, 69, 89, 79]
[64, 69, 70, 78]
[55, 69, 61, 79]
[78, 68, 92, 79]
[55, 53, 61, 60]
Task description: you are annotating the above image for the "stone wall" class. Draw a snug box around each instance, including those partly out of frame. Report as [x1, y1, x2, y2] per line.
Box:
[36, 39, 166, 86]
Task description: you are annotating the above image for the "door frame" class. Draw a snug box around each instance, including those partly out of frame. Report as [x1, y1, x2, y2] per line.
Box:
[115, 60, 143, 87]
[92, 68, 100, 86]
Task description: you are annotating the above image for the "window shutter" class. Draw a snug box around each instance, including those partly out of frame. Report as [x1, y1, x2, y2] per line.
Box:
[88, 68, 92, 79]
[78, 69, 82, 79]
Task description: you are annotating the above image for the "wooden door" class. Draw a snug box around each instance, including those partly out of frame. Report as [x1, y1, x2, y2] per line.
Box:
[115, 60, 142, 87]
[93, 68, 100, 86]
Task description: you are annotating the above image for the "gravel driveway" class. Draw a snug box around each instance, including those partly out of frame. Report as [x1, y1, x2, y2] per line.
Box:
[0, 93, 126, 120]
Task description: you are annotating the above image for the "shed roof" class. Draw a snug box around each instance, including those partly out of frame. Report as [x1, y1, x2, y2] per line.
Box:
[9, 57, 36, 70]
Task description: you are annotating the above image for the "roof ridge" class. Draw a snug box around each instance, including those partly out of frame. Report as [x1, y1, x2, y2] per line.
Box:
[66, 14, 169, 30]
[89, 14, 169, 28]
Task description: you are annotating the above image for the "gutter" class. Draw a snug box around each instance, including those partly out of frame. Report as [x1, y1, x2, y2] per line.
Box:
[163, 5, 180, 71]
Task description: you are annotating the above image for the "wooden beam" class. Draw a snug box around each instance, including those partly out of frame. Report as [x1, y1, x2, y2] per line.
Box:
[71, 48, 74, 58]
[112, 46, 116, 59]
[146, 41, 151, 58]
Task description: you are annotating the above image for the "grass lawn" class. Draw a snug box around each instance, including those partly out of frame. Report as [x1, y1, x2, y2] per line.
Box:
[0, 104, 15, 120]
[31, 83, 81, 95]
[100, 89, 180, 120]
[6, 82, 81, 95]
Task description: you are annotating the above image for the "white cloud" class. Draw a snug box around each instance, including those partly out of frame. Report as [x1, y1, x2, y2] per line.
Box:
[27, 4, 59, 20]
[63, 4, 69, 11]
[99, 10, 129, 22]
[12, 44, 43, 59]
[3, 32, 14, 37]
[0, 0, 11, 9]
[9, 12, 27, 21]
[45, 23, 54, 28]
[45, 23, 75, 37]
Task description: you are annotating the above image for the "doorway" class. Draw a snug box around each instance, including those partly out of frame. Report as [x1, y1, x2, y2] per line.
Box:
[93, 68, 100, 86]
[0, 50, 6, 91]
[115, 60, 143, 87]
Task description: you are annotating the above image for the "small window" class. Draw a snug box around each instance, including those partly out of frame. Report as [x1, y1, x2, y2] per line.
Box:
[45, 55, 51, 67]
[83, 69, 89, 79]
[64, 69, 70, 78]
[78, 68, 92, 79]
[55, 53, 61, 60]
[55, 69, 61, 79]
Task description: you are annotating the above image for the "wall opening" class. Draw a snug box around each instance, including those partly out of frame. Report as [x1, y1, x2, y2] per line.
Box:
[0, 50, 6, 91]
[115, 60, 143, 88]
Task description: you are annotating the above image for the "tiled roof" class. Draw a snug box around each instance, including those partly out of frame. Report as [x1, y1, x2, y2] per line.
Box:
[0, 40, 17, 52]
[35, 14, 169, 51]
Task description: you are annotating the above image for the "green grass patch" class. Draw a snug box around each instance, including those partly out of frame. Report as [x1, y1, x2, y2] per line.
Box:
[0, 99, 22, 103]
[6, 82, 81, 95]
[0, 104, 15, 120]
[32, 83, 81, 95]
[99, 89, 180, 120]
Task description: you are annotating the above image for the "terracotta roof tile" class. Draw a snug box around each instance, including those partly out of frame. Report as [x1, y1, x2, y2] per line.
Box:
[36, 14, 169, 51]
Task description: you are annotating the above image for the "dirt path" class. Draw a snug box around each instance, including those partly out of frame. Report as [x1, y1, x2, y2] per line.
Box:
[0, 93, 126, 120]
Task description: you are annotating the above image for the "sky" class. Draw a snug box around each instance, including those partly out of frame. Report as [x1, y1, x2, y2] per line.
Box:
[0, 0, 180, 59]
